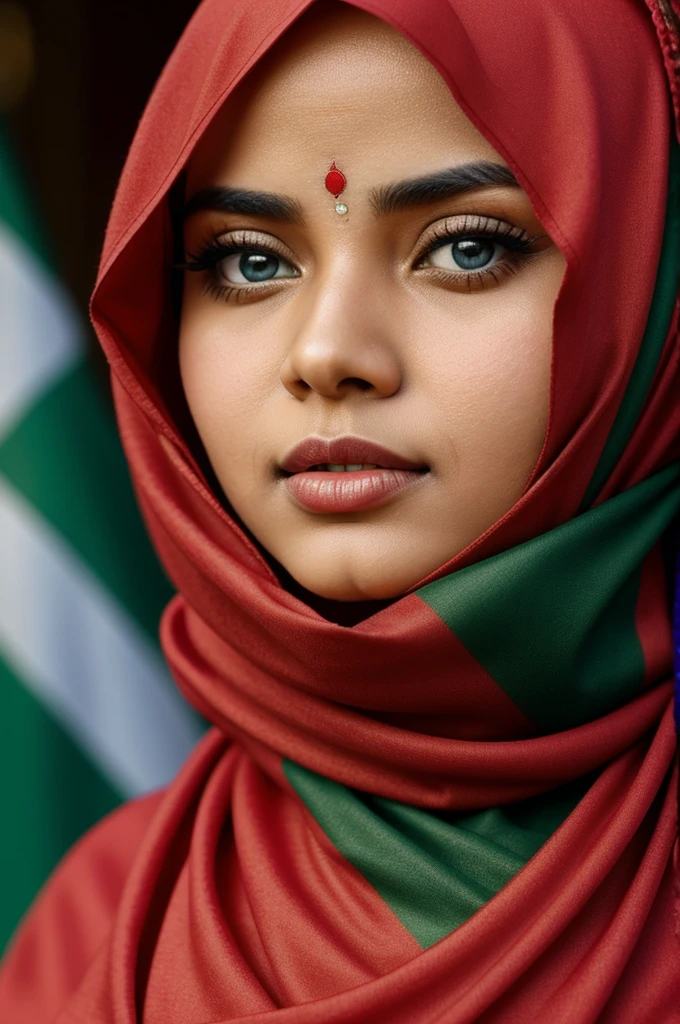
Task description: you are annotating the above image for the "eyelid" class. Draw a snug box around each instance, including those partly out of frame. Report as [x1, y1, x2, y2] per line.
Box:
[182, 228, 300, 272]
[413, 213, 535, 265]
[217, 228, 297, 259]
[181, 213, 548, 304]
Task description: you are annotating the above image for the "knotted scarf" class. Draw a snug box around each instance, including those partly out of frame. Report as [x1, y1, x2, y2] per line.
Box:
[2, 0, 680, 1021]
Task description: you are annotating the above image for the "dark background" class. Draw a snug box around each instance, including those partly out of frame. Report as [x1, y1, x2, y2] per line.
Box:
[3, 0, 199, 318]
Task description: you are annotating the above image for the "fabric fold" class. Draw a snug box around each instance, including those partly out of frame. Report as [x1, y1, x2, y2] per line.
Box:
[1, 0, 679, 1020]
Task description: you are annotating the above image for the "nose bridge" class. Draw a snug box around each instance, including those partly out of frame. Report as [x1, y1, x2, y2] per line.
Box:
[280, 252, 402, 399]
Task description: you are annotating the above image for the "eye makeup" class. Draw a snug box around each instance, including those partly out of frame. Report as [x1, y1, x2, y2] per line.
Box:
[179, 211, 550, 302]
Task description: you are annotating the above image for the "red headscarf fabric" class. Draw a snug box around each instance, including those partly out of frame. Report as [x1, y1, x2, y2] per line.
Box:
[2, 1, 680, 1021]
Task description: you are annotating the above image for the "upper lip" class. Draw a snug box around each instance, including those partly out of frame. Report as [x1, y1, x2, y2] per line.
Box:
[280, 435, 428, 474]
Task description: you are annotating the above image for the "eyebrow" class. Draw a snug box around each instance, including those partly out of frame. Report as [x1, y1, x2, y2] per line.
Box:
[370, 162, 520, 215]
[183, 186, 305, 224]
[182, 161, 520, 225]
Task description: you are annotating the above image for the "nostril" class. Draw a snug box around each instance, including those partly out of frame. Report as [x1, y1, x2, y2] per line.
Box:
[339, 377, 373, 391]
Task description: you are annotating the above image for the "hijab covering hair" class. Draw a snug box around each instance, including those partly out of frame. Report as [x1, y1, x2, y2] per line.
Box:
[2, 0, 680, 1020]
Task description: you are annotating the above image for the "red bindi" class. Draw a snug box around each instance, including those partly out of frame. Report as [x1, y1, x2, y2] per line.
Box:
[325, 161, 346, 198]
[325, 162, 349, 215]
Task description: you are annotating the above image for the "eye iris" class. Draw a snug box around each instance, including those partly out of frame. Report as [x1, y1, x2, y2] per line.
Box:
[239, 252, 279, 282]
[452, 237, 495, 270]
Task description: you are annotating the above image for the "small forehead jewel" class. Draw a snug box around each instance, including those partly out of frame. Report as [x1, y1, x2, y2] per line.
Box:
[325, 161, 348, 215]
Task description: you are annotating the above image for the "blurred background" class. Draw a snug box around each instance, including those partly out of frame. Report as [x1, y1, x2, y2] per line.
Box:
[3, 0, 198, 313]
[0, 0, 206, 954]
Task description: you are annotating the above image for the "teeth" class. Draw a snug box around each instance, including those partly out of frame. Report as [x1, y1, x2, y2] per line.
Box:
[312, 463, 382, 472]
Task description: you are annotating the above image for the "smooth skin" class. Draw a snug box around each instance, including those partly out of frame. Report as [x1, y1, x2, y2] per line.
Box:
[179, 2, 566, 606]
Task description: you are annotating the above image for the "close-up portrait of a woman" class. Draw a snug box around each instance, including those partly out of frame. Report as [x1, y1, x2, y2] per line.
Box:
[0, 0, 679, 1020]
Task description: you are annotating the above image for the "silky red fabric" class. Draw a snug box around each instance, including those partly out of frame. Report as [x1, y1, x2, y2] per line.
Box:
[1, 1, 679, 1021]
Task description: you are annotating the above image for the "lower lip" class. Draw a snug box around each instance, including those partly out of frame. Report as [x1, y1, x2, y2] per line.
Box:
[283, 468, 428, 513]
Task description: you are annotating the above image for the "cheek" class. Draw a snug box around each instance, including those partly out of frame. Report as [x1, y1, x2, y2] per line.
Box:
[178, 306, 269, 485]
[422, 284, 554, 475]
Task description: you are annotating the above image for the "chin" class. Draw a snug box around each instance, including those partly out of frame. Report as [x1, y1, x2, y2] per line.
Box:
[282, 560, 418, 603]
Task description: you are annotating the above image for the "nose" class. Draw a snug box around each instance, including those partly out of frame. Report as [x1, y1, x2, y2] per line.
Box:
[279, 271, 403, 401]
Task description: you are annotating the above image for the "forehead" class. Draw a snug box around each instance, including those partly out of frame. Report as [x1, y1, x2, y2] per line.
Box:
[186, 4, 503, 192]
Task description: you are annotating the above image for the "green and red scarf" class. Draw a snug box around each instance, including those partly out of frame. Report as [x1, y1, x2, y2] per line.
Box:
[2, 0, 679, 1020]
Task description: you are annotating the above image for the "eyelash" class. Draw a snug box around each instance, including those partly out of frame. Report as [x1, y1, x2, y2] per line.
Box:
[179, 216, 544, 303]
[179, 231, 295, 303]
[414, 214, 544, 291]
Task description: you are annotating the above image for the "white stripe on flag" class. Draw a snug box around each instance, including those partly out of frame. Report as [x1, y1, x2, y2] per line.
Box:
[0, 223, 81, 442]
[0, 474, 202, 797]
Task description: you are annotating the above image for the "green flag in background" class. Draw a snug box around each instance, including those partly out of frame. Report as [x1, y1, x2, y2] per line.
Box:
[0, 130, 205, 953]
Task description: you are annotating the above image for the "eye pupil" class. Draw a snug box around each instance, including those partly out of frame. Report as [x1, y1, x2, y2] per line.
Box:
[239, 252, 279, 281]
[452, 237, 495, 270]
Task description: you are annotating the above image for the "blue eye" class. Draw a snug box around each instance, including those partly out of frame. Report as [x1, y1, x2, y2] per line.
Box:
[425, 236, 501, 272]
[219, 250, 296, 284]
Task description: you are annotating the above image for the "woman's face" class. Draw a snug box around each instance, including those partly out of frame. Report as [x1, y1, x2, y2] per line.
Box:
[179, 3, 566, 602]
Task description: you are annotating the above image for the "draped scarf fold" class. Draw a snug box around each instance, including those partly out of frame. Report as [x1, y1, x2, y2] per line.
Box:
[1, 0, 680, 1021]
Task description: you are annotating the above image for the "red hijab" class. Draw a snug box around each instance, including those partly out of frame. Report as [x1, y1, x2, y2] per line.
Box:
[2, 1, 680, 1021]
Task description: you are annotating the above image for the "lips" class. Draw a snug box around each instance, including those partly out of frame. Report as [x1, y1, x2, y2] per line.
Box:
[280, 435, 428, 475]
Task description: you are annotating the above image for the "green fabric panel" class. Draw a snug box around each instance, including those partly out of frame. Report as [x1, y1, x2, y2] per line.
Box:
[418, 463, 680, 732]
[284, 759, 591, 949]
[0, 127, 50, 267]
[0, 650, 121, 954]
[0, 361, 175, 643]
[580, 138, 680, 510]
